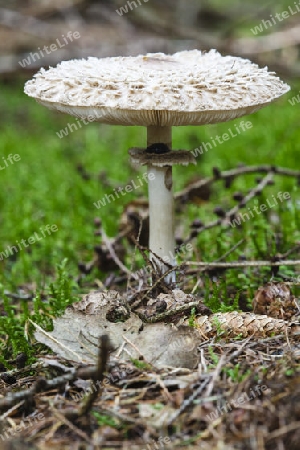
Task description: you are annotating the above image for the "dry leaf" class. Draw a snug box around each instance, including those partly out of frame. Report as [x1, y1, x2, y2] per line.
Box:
[33, 290, 201, 369]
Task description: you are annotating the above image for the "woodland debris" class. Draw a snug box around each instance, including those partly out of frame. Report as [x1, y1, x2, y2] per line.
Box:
[32, 290, 300, 372]
[253, 282, 299, 320]
[193, 311, 299, 339]
[32, 290, 203, 369]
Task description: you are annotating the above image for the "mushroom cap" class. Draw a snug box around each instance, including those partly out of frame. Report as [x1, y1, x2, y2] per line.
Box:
[24, 49, 290, 127]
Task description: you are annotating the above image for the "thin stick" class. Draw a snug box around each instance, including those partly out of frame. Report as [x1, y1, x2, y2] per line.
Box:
[191, 239, 245, 293]
[213, 239, 245, 263]
[175, 165, 300, 203]
[186, 260, 300, 269]
[0, 357, 105, 411]
[65, 335, 111, 420]
[51, 409, 92, 443]
[102, 230, 138, 280]
[166, 377, 210, 426]
[180, 173, 273, 248]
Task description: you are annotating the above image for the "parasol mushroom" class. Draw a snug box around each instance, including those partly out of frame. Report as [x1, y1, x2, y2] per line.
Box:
[24, 49, 290, 281]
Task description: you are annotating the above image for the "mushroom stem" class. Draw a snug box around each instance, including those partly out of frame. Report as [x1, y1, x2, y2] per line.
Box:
[147, 126, 175, 282]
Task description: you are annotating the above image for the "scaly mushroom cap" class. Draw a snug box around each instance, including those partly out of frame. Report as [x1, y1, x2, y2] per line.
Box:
[24, 49, 290, 126]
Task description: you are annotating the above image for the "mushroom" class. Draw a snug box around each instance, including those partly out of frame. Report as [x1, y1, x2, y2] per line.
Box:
[24, 49, 290, 281]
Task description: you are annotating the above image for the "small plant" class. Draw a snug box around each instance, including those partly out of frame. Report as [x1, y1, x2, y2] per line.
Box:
[92, 411, 119, 428]
[208, 346, 220, 368]
[130, 358, 151, 370]
[188, 307, 197, 328]
[233, 333, 244, 340]
[0, 259, 79, 365]
[204, 277, 241, 314]
[0, 285, 34, 364]
[48, 258, 78, 315]
[31, 292, 53, 332]
[152, 403, 164, 410]
[223, 363, 251, 383]
[204, 279, 221, 312]
[211, 315, 224, 338]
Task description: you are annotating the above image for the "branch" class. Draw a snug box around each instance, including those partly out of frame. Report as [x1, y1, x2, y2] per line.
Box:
[185, 259, 300, 271]
[175, 165, 300, 204]
[180, 172, 274, 248]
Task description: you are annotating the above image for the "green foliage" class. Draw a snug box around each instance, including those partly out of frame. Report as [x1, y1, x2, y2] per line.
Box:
[208, 348, 251, 382]
[223, 363, 251, 383]
[211, 316, 224, 338]
[208, 346, 219, 367]
[204, 277, 241, 313]
[0, 286, 31, 365]
[0, 259, 79, 363]
[152, 403, 164, 410]
[188, 307, 197, 327]
[92, 411, 119, 428]
[130, 358, 152, 370]
[48, 259, 78, 314]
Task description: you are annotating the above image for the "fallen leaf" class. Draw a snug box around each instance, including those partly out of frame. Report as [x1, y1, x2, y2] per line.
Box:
[33, 290, 201, 369]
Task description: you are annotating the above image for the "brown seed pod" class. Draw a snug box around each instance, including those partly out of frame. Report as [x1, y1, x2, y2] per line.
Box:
[253, 282, 298, 320]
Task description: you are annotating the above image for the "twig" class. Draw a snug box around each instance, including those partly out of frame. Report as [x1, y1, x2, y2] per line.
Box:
[102, 230, 138, 280]
[204, 354, 227, 398]
[75, 335, 110, 419]
[175, 165, 300, 203]
[166, 377, 210, 426]
[186, 259, 300, 271]
[191, 239, 245, 294]
[280, 243, 300, 259]
[168, 340, 252, 426]
[0, 362, 101, 411]
[121, 335, 152, 365]
[180, 172, 274, 248]
[137, 301, 202, 323]
[266, 421, 300, 441]
[214, 239, 245, 263]
[51, 409, 92, 443]
[0, 401, 25, 420]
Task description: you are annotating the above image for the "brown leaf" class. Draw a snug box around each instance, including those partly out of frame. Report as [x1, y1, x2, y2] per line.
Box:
[33, 291, 201, 369]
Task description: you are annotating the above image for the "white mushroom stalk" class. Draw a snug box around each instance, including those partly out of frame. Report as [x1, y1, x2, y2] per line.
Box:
[147, 164, 174, 279]
[24, 49, 290, 284]
[147, 126, 175, 280]
[129, 136, 196, 282]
